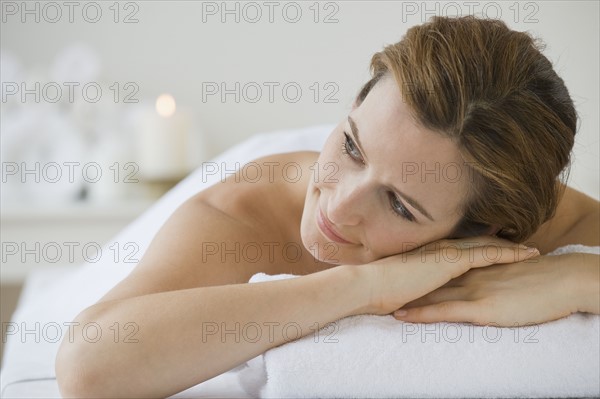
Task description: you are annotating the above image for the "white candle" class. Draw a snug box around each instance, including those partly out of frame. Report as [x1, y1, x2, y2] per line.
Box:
[133, 94, 191, 181]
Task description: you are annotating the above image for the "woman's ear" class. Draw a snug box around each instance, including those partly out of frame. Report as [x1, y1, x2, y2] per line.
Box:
[487, 225, 502, 236]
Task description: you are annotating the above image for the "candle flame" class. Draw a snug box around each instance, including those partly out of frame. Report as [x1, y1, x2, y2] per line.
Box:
[156, 94, 176, 117]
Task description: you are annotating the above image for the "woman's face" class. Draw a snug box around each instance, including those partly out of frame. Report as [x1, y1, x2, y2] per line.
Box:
[300, 75, 471, 265]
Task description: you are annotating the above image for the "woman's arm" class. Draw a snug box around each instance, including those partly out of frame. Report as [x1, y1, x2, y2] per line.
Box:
[527, 183, 599, 254]
[56, 263, 367, 398]
[395, 251, 599, 325]
[56, 163, 377, 398]
[569, 252, 600, 314]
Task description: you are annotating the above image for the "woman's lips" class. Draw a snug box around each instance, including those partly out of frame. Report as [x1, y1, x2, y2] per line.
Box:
[317, 208, 352, 244]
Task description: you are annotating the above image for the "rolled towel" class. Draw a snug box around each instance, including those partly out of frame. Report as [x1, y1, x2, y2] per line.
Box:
[239, 244, 600, 398]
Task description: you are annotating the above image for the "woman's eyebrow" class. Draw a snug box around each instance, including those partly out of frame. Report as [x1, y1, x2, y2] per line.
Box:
[347, 115, 435, 222]
[347, 116, 368, 162]
[392, 185, 435, 222]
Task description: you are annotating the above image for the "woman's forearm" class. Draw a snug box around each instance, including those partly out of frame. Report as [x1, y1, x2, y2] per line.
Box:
[56, 265, 369, 398]
[571, 253, 600, 314]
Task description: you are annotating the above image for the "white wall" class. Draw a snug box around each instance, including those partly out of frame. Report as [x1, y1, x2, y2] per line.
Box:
[1, 0, 598, 198]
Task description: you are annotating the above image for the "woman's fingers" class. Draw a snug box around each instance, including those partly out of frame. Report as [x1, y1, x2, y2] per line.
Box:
[468, 244, 540, 267]
[419, 235, 520, 252]
[393, 300, 482, 324]
[402, 286, 468, 308]
[416, 236, 540, 271]
[368, 236, 540, 316]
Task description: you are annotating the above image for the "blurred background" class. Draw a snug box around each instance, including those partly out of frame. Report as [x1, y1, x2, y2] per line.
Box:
[1, 1, 598, 361]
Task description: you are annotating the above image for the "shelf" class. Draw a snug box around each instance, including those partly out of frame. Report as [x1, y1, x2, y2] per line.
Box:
[1, 200, 155, 284]
[0, 200, 155, 222]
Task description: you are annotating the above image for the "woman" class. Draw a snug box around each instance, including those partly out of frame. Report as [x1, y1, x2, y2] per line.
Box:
[56, 16, 599, 398]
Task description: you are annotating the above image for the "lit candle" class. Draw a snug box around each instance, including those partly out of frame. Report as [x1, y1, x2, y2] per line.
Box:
[133, 94, 191, 181]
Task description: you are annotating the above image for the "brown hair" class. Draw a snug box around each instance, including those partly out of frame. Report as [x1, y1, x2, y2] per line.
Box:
[356, 15, 577, 243]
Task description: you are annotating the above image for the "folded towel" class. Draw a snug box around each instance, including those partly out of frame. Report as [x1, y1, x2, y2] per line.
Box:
[238, 244, 600, 398]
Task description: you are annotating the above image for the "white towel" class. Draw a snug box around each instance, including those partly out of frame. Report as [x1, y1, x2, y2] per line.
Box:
[238, 244, 600, 398]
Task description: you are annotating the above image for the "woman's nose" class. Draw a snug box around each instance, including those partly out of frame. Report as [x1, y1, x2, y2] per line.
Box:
[327, 182, 368, 226]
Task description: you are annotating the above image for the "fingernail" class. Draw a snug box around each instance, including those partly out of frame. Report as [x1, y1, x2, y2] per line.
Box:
[525, 247, 540, 256]
[518, 245, 537, 252]
[394, 310, 408, 317]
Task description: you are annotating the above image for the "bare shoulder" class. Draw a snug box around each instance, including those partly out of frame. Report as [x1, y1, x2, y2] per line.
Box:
[197, 151, 319, 231]
[528, 183, 599, 253]
[97, 151, 319, 304]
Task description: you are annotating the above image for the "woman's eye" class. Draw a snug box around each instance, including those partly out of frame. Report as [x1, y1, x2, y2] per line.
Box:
[342, 132, 363, 162]
[339, 131, 413, 222]
[389, 193, 415, 222]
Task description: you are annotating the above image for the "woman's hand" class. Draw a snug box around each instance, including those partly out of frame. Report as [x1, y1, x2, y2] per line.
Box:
[361, 236, 539, 316]
[393, 252, 600, 326]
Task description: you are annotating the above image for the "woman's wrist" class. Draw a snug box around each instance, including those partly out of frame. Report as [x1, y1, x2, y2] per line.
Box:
[334, 264, 377, 316]
[565, 253, 600, 314]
